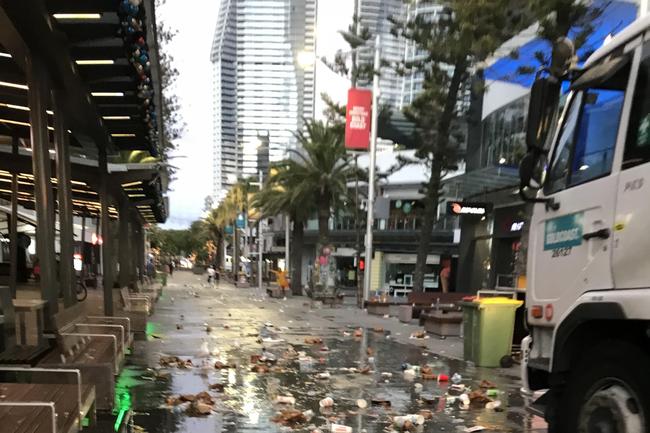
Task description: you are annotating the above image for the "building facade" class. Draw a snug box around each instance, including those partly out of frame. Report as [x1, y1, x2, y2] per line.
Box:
[211, 0, 317, 202]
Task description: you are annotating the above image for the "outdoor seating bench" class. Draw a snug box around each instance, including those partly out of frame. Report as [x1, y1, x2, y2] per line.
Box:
[37, 303, 131, 410]
[0, 367, 95, 433]
[407, 292, 465, 319]
[421, 310, 463, 336]
[114, 287, 150, 334]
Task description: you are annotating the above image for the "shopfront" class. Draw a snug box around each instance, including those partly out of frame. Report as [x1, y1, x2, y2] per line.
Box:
[456, 197, 530, 292]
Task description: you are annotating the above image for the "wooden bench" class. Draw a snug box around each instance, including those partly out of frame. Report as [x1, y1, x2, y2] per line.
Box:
[421, 310, 463, 336]
[114, 287, 149, 335]
[406, 292, 465, 320]
[0, 367, 96, 433]
[38, 303, 131, 410]
[365, 298, 407, 316]
[137, 278, 162, 303]
[0, 286, 49, 365]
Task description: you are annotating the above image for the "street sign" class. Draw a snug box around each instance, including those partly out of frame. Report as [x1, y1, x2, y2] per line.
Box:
[447, 201, 492, 216]
[345, 88, 372, 150]
[236, 213, 246, 228]
[224, 226, 234, 234]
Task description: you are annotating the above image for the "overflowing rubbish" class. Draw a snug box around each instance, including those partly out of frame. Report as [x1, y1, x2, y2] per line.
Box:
[393, 414, 425, 428]
[138, 278, 526, 433]
[319, 397, 334, 408]
[165, 391, 215, 416]
[275, 395, 296, 405]
[271, 409, 308, 426]
[159, 356, 193, 368]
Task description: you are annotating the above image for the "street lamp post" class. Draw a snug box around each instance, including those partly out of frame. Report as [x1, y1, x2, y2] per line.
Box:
[258, 169, 264, 295]
[362, 34, 380, 303]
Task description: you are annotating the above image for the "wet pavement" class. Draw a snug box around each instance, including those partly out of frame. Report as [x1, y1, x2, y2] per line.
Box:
[118, 271, 547, 433]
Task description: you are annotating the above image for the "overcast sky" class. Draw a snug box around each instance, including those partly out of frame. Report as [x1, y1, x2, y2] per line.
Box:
[157, 0, 220, 229]
[158, 0, 352, 229]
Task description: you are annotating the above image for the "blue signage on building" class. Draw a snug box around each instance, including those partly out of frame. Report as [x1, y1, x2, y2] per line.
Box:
[236, 213, 246, 229]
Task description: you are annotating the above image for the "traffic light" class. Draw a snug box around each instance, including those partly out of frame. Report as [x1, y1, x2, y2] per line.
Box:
[359, 259, 365, 271]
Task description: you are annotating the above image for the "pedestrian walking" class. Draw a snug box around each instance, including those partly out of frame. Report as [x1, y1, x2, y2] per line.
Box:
[168, 260, 174, 277]
[207, 265, 215, 286]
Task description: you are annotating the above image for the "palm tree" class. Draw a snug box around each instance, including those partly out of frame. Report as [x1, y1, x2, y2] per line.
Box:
[254, 164, 315, 295]
[204, 179, 250, 277]
[288, 119, 356, 246]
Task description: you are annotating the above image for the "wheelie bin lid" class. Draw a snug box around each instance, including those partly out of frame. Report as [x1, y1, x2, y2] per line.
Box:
[476, 297, 523, 306]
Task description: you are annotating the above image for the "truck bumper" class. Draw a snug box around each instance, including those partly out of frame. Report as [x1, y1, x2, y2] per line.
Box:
[521, 334, 533, 395]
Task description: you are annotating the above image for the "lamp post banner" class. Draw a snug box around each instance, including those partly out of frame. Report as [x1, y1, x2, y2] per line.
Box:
[345, 88, 372, 150]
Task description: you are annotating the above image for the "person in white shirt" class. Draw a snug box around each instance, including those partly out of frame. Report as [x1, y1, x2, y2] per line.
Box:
[207, 266, 216, 285]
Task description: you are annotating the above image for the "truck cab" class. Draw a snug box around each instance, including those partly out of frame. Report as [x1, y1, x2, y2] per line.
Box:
[520, 14, 650, 433]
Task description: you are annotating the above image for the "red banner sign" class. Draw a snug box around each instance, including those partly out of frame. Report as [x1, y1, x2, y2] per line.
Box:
[345, 88, 372, 150]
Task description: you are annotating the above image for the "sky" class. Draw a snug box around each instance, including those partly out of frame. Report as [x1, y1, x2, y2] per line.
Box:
[158, 0, 353, 230]
[157, 0, 220, 229]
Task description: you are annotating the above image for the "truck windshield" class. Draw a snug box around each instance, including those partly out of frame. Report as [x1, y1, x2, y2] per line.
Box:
[545, 56, 630, 194]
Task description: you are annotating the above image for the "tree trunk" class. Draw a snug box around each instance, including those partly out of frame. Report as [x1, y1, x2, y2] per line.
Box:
[317, 197, 330, 248]
[216, 232, 224, 269]
[413, 161, 442, 292]
[291, 219, 304, 295]
[233, 221, 239, 281]
[413, 58, 467, 292]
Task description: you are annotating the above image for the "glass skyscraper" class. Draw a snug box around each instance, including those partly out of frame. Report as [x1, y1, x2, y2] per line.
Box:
[211, 0, 316, 202]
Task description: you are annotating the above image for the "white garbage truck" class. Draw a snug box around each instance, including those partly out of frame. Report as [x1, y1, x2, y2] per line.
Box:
[519, 14, 650, 433]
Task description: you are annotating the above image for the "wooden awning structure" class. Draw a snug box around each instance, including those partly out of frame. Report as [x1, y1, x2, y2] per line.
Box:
[0, 0, 167, 224]
[0, 0, 166, 317]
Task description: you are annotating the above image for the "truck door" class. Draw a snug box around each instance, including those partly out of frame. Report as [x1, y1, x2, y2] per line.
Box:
[528, 57, 630, 325]
[614, 44, 650, 288]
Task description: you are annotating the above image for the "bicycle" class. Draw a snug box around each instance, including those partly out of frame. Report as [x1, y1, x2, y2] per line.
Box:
[76, 276, 88, 302]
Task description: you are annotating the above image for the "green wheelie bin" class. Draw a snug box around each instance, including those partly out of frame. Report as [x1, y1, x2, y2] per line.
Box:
[461, 291, 523, 367]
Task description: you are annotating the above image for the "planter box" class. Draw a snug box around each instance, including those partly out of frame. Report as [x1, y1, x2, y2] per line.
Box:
[398, 305, 413, 323]
[422, 310, 463, 337]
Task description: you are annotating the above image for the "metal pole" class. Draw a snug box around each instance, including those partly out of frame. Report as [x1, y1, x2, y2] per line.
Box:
[363, 35, 380, 303]
[118, 196, 130, 288]
[53, 90, 75, 307]
[27, 55, 58, 321]
[9, 135, 18, 298]
[258, 170, 263, 294]
[355, 154, 362, 308]
[99, 148, 114, 315]
[285, 215, 290, 273]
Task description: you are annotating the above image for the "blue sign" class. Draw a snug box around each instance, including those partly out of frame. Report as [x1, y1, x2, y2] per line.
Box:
[224, 226, 234, 235]
[544, 212, 583, 251]
[236, 213, 246, 229]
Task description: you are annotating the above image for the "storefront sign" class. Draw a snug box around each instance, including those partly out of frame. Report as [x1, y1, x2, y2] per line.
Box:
[345, 88, 372, 150]
[236, 213, 246, 229]
[510, 221, 525, 231]
[447, 201, 492, 216]
[544, 212, 583, 251]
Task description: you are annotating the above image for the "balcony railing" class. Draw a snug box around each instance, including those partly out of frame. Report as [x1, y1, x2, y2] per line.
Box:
[325, 215, 459, 232]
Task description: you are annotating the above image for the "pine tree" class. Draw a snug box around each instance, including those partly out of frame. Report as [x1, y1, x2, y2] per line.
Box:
[391, 0, 534, 291]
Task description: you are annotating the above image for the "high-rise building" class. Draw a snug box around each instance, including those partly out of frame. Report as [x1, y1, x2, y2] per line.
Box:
[357, 1, 448, 112]
[357, 0, 406, 109]
[211, 0, 317, 202]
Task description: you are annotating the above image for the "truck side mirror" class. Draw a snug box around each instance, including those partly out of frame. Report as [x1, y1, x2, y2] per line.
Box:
[526, 77, 561, 151]
[519, 151, 559, 210]
[519, 151, 547, 190]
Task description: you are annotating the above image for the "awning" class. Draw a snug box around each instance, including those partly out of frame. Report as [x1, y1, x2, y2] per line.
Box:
[442, 165, 519, 199]
[484, 0, 637, 88]
[384, 253, 440, 265]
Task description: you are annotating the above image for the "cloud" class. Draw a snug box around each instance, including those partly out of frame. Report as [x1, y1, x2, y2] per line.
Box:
[157, 0, 221, 229]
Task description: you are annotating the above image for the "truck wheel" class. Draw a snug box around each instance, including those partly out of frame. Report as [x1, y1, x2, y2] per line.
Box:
[554, 340, 650, 433]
